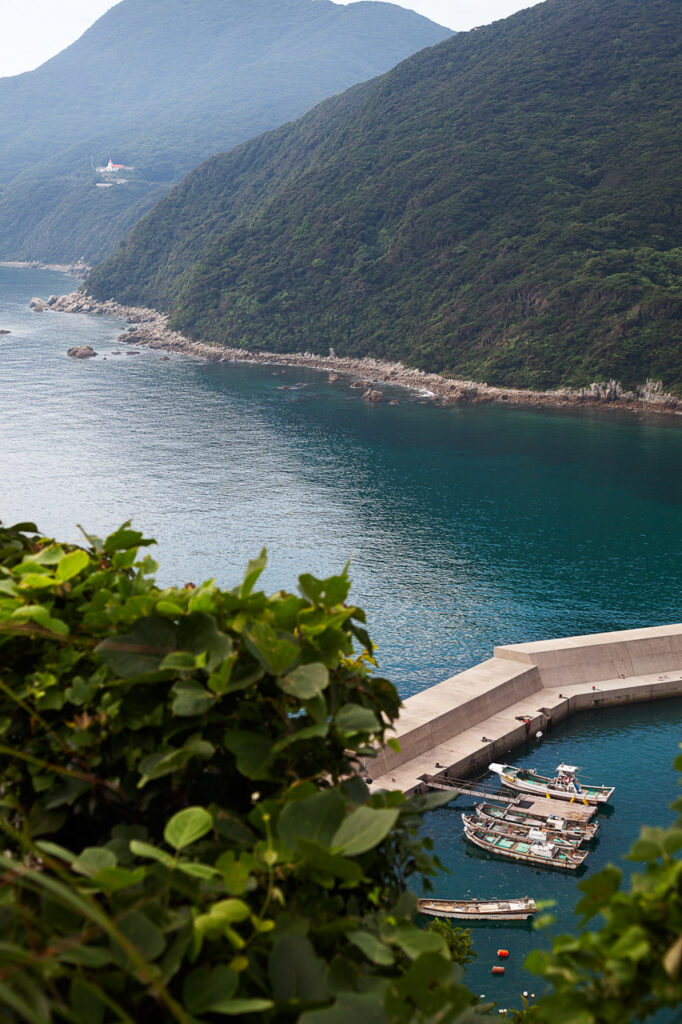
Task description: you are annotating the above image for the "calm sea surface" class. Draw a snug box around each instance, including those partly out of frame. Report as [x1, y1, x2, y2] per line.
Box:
[2, 266, 681, 1006]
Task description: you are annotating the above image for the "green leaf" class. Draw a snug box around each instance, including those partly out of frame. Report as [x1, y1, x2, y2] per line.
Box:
[176, 861, 221, 879]
[55, 549, 89, 582]
[164, 806, 213, 850]
[103, 522, 155, 554]
[239, 548, 267, 598]
[280, 662, 329, 699]
[223, 730, 274, 780]
[384, 923, 447, 960]
[70, 977, 106, 1024]
[331, 806, 400, 856]
[334, 703, 380, 734]
[176, 612, 233, 672]
[91, 866, 146, 892]
[299, 993, 385, 1024]
[294, 835, 364, 884]
[279, 788, 346, 850]
[209, 999, 275, 1015]
[96, 615, 176, 677]
[243, 621, 299, 675]
[272, 723, 329, 752]
[268, 934, 329, 1002]
[9, 604, 69, 636]
[171, 679, 214, 716]
[115, 910, 166, 962]
[183, 966, 238, 1014]
[72, 847, 117, 877]
[129, 840, 174, 867]
[349, 931, 395, 965]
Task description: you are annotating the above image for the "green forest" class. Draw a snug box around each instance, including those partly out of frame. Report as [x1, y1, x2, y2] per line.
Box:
[88, 0, 682, 394]
[0, 0, 448, 263]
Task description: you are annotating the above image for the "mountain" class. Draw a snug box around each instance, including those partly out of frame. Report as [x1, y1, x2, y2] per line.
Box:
[0, 0, 450, 263]
[87, 0, 682, 395]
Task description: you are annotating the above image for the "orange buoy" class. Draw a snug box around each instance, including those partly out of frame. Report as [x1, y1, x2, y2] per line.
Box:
[497, 949, 509, 959]
[492, 966, 505, 975]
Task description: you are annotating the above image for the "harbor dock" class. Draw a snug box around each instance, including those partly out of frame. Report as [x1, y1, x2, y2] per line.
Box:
[369, 623, 682, 795]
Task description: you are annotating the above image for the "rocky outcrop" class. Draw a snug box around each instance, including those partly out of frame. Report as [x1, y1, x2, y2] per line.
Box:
[30, 297, 47, 312]
[0, 329, 10, 335]
[37, 290, 682, 417]
[362, 388, 383, 403]
[67, 345, 97, 359]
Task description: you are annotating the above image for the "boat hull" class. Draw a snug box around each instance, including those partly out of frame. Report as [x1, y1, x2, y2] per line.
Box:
[491, 766, 614, 804]
[474, 803, 599, 843]
[463, 822, 587, 870]
[418, 897, 536, 921]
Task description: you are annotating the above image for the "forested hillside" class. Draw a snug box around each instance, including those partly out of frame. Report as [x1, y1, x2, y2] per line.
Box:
[88, 0, 682, 394]
[0, 0, 449, 263]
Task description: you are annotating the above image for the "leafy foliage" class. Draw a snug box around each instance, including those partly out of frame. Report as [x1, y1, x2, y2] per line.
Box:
[0, 0, 449, 263]
[0, 519, 489, 1023]
[88, 0, 682, 394]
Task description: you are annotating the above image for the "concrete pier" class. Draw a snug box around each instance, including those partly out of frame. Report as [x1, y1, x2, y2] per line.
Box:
[370, 623, 682, 794]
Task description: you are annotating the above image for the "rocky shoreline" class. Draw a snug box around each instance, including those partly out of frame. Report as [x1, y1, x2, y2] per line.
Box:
[32, 290, 682, 417]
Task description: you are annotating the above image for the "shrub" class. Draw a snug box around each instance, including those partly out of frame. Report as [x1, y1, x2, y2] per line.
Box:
[0, 520, 489, 1023]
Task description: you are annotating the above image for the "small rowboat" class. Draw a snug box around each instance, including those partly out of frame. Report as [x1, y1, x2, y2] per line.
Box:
[474, 802, 599, 843]
[418, 896, 537, 921]
[461, 813, 582, 850]
[463, 818, 589, 870]
[489, 762, 615, 805]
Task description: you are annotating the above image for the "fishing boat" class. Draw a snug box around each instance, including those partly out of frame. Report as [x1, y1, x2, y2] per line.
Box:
[488, 762, 615, 805]
[474, 801, 599, 843]
[418, 896, 537, 921]
[461, 814, 582, 850]
[462, 818, 589, 870]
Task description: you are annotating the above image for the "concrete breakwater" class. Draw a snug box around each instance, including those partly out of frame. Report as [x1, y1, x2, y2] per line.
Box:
[370, 623, 682, 795]
[32, 291, 682, 416]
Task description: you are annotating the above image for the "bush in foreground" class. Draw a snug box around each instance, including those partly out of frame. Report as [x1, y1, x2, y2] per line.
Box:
[0, 520, 487, 1024]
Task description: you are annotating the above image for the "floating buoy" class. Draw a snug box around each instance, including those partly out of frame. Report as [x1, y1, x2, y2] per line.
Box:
[492, 966, 505, 975]
[497, 949, 509, 959]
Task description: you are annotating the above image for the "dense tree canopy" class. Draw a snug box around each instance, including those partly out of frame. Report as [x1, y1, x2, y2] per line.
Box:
[88, 0, 682, 394]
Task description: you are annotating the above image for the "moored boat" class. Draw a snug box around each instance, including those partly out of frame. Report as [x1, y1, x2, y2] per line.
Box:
[462, 818, 589, 870]
[418, 896, 537, 921]
[461, 813, 582, 850]
[474, 801, 599, 843]
[489, 762, 615, 804]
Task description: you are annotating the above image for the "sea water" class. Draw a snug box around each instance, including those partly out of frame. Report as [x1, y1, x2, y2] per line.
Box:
[2, 266, 681, 1005]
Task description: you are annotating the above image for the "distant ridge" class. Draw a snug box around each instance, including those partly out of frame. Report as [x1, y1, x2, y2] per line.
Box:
[88, 0, 682, 394]
[0, 0, 450, 263]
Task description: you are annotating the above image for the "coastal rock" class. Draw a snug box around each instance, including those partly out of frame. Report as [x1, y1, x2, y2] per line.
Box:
[67, 345, 97, 359]
[30, 297, 47, 312]
[362, 388, 383, 403]
[45, 289, 682, 418]
[328, 373, 339, 383]
[0, 329, 10, 335]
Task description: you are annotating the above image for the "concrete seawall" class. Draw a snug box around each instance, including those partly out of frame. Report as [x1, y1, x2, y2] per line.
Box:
[370, 623, 682, 794]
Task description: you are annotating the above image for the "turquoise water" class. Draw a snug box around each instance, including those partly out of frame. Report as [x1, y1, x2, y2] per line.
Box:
[2, 266, 682, 1008]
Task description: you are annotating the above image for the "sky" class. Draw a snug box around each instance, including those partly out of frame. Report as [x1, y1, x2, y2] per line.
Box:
[1, 0, 546, 78]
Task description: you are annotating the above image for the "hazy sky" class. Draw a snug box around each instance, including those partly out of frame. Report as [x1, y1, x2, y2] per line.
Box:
[1, 0, 545, 78]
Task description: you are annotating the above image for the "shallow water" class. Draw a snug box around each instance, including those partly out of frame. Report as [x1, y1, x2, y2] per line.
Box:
[2, 266, 682, 1009]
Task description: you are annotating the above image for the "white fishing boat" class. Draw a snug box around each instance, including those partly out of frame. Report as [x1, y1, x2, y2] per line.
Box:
[474, 801, 599, 843]
[418, 896, 537, 921]
[462, 818, 589, 870]
[489, 762, 614, 805]
[461, 813, 582, 850]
